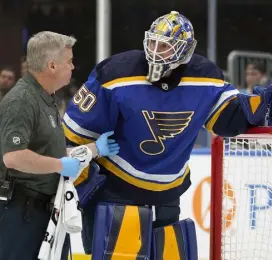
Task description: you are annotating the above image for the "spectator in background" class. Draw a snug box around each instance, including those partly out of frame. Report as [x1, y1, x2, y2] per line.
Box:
[0, 67, 16, 99]
[243, 62, 272, 94]
[238, 62, 272, 148]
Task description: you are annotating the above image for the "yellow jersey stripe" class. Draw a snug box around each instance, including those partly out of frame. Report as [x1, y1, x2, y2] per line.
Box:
[103, 76, 147, 87]
[205, 97, 237, 133]
[102, 76, 224, 89]
[97, 157, 190, 191]
[63, 113, 100, 140]
[62, 122, 94, 145]
[180, 77, 224, 84]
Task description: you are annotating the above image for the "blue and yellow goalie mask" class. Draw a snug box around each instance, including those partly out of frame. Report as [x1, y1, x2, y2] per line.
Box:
[143, 11, 197, 82]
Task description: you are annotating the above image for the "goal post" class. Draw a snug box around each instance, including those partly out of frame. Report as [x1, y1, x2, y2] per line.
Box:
[210, 127, 272, 260]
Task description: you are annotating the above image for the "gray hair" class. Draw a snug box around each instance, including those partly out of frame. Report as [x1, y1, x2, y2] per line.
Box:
[27, 31, 77, 72]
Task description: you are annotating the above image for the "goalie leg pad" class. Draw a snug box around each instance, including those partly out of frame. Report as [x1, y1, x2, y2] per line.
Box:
[81, 201, 96, 254]
[152, 218, 198, 260]
[92, 203, 153, 259]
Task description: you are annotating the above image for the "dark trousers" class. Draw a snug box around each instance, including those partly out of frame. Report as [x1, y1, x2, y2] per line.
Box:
[81, 186, 180, 254]
[0, 196, 70, 260]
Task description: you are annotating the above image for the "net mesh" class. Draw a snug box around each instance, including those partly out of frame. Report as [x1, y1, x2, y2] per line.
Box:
[222, 135, 272, 260]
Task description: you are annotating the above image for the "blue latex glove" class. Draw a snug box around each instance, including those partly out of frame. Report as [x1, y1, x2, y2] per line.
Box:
[95, 131, 120, 157]
[60, 157, 80, 178]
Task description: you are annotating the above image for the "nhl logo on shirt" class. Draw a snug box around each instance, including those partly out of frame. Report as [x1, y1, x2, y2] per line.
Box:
[49, 115, 57, 128]
[161, 83, 169, 91]
[12, 136, 20, 144]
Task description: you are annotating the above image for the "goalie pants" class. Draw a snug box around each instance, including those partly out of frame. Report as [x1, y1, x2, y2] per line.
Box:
[81, 185, 180, 254]
[0, 189, 70, 260]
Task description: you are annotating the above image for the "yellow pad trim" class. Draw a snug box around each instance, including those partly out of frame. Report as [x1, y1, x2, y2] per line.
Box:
[163, 226, 181, 260]
[249, 96, 261, 114]
[205, 97, 237, 133]
[111, 206, 142, 259]
[73, 166, 89, 186]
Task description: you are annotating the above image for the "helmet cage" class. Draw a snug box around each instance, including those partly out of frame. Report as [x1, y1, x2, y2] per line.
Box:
[143, 31, 188, 65]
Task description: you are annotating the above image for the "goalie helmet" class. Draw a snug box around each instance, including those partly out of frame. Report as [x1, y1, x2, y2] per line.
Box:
[143, 11, 197, 82]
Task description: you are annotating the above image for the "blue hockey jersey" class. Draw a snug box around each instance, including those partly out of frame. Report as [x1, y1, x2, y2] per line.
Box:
[63, 50, 239, 204]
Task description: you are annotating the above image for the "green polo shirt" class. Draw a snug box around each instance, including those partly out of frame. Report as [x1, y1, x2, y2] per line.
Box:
[0, 72, 67, 195]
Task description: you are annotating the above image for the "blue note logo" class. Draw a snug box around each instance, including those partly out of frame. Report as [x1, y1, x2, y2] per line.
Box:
[140, 110, 194, 155]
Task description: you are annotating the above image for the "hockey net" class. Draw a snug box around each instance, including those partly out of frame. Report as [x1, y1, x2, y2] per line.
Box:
[210, 127, 272, 260]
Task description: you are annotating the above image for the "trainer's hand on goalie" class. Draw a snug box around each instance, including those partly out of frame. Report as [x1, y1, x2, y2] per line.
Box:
[95, 131, 120, 157]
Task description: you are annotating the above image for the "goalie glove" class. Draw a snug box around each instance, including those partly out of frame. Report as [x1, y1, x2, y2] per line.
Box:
[237, 85, 272, 126]
[252, 86, 272, 126]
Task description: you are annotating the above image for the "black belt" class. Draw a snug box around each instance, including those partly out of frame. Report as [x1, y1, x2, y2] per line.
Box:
[11, 185, 55, 212]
